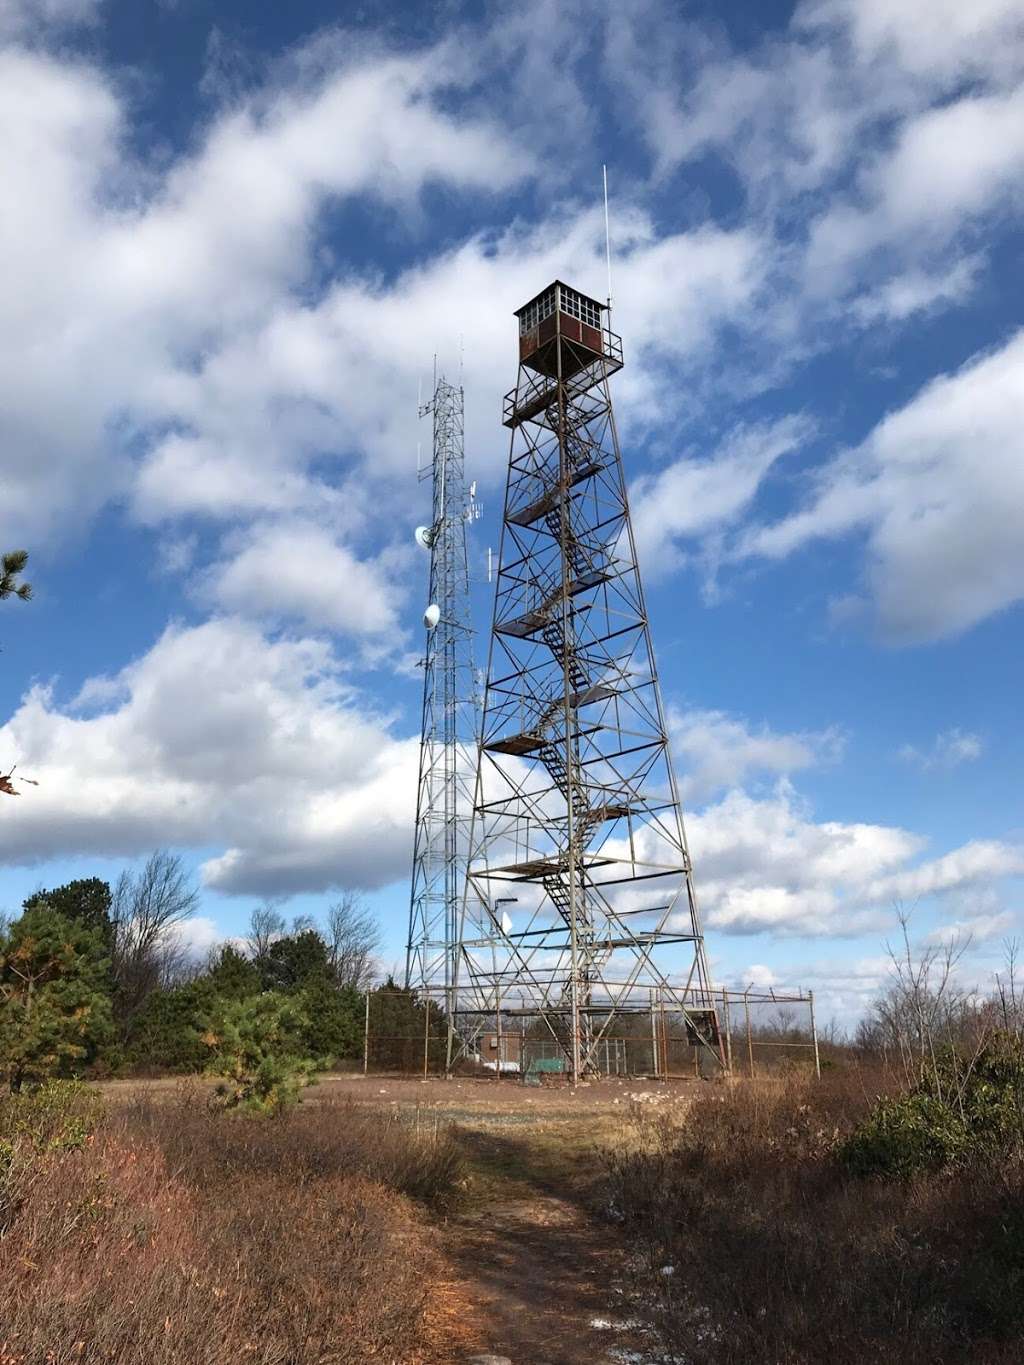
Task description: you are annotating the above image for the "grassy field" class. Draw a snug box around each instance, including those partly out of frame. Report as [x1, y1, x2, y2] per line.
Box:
[5, 1066, 1024, 1364]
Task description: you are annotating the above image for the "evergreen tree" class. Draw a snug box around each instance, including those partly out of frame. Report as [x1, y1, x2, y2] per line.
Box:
[203, 992, 315, 1113]
[0, 550, 31, 602]
[260, 928, 334, 992]
[0, 907, 113, 1090]
[367, 978, 446, 1072]
[206, 943, 262, 1000]
[23, 878, 113, 945]
[299, 978, 364, 1062]
[124, 978, 217, 1072]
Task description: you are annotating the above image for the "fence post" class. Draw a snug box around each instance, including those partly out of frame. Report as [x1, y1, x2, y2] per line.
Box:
[496, 987, 502, 1083]
[809, 989, 822, 1079]
[722, 988, 733, 1075]
[744, 988, 754, 1078]
[650, 987, 659, 1078]
[423, 996, 431, 1079]
[363, 992, 370, 1076]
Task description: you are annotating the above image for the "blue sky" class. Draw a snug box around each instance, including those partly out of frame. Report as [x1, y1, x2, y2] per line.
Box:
[0, 0, 1022, 1023]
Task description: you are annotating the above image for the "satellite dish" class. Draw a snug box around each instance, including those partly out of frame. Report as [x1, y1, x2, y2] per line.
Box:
[423, 603, 441, 630]
[414, 525, 435, 550]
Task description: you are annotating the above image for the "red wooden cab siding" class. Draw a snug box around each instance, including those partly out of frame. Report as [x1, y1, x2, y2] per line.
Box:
[581, 321, 603, 354]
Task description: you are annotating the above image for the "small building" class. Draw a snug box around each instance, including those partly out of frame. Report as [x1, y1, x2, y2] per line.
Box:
[515, 280, 606, 379]
[480, 1028, 522, 1072]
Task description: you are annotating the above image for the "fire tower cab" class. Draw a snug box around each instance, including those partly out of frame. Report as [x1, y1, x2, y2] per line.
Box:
[516, 280, 606, 379]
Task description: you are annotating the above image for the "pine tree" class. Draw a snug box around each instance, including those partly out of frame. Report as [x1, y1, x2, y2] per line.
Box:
[0, 550, 31, 602]
[202, 992, 315, 1113]
[0, 907, 113, 1090]
[23, 878, 113, 945]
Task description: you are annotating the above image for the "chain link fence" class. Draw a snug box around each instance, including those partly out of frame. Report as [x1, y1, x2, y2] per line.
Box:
[356, 987, 821, 1079]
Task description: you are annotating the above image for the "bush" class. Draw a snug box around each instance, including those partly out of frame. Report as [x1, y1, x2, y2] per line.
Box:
[842, 1032, 1024, 1177]
[600, 1068, 1024, 1363]
[203, 992, 318, 1113]
[0, 1077, 104, 1153]
[0, 1091, 463, 1363]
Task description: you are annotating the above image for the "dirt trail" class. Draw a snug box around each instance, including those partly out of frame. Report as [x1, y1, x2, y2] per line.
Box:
[439, 1106, 674, 1365]
[448, 1190, 648, 1364]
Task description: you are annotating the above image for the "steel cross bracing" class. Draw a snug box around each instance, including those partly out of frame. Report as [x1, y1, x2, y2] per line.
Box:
[455, 284, 722, 1082]
[404, 378, 481, 1029]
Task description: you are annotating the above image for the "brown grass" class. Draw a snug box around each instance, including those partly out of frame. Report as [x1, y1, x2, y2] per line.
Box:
[600, 1065, 1024, 1364]
[0, 1085, 465, 1364]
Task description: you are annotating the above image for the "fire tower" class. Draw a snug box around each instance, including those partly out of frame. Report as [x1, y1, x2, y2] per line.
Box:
[455, 281, 721, 1082]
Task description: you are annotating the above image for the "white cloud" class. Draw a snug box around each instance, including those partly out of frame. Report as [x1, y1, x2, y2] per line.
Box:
[670, 707, 842, 803]
[682, 781, 1022, 937]
[0, 618, 419, 896]
[899, 728, 984, 771]
[806, 87, 1024, 290]
[862, 840, 1024, 905]
[800, 0, 1024, 87]
[631, 417, 812, 579]
[851, 256, 984, 326]
[202, 519, 407, 640]
[0, 0, 100, 39]
[741, 330, 1024, 641]
[927, 911, 1016, 946]
[0, 39, 530, 548]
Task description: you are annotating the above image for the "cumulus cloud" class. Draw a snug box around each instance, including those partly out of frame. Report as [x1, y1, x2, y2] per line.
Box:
[202, 519, 408, 641]
[899, 728, 984, 772]
[631, 417, 812, 580]
[799, 0, 1024, 87]
[0, 37, 530, 547]
[682, 781, 1022, 937]
[740, 331, 1024, 641]
[850, 255, 984, 326]
[0, 618, 419, 896]
[0, 621, 1016, 938]
[669, 707, 843, 803]
[806, 87, 1024, 291]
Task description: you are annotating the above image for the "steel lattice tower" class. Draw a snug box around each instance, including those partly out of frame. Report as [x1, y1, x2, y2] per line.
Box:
[455, 281, 721, 1082]
[404, 377, 480, 1020]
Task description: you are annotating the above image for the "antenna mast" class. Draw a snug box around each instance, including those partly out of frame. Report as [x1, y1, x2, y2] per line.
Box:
[602, 164, 613, 315]
[405, 378, 480, 1045]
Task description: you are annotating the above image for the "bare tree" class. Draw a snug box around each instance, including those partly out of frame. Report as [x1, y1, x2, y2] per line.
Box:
[325, 892, 380, 990]
[246, 902, 285, 966]
[111, 850, 198, 1036]
[859, 906, 976, 1092]
[994, 938, 1024, 1040]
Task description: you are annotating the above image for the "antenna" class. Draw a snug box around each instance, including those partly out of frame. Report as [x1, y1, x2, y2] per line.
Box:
[602, 163, 613, 316]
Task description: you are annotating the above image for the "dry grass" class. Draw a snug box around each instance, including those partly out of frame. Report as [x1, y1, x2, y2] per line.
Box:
[0, 1084, 465, 1364]
[601, 1066, 1024, 1364]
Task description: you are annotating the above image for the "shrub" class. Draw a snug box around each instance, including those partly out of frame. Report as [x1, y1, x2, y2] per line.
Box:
[0, 1092, 463, 1363]
[600, 1067, 1024, 1364]
[203, 992, 318, 1113]
[842, 1031, 1024, 1177]
[0, 1077, 105, 1153]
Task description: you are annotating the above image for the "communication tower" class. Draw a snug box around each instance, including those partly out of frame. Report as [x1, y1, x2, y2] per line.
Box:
[455, 282, 721, 1082]
[404, 377, 480, 1022]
